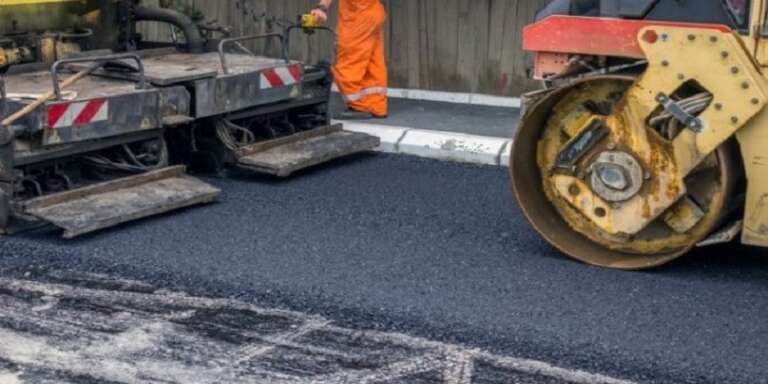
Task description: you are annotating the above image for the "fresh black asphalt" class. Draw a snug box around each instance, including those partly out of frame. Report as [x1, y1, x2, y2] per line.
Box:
[0, 154, 766, 384]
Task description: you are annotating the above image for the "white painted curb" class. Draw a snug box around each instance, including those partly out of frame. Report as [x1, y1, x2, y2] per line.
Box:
[398, 130, 509, 166]
[341, 121, 512, 167]
[339, 123, 407, 154]
[332, 85, 521, 109]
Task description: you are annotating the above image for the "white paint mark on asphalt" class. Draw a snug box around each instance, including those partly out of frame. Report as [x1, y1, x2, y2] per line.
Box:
[0, 274, 636, 384]
[0, 372, 22, 384]
[302, 354, 447, 384]
[443, 349, 475, 384]
[234, 318, 330, 364]
[477, 352, 635, 384]
[325, 325, 637, 384]
[30, 296, 57, 312]
[84, 322, 171, 356]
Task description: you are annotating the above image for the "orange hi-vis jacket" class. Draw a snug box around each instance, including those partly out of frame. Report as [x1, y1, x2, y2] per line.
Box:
[334, 0, 388, 116]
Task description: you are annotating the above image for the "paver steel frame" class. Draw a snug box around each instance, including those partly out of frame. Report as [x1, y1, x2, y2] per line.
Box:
[0, 0, 378, 239]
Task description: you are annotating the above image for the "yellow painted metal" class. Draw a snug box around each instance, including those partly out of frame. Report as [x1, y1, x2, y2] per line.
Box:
[553, 26, 768, 237]
[0, 0, 105, 34]
[0, 0, 117, 59]
[731, 0, 768, 245]
[736, 109, 768, 247]
[662, 196, 706, 234]
[301, 13, 322, 29]
[39, 36, 82, 64]
[0, 46, 29, 67]
[514, 1, 768, 266]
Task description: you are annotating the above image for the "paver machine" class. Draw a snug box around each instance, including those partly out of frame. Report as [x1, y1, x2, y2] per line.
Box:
[0, 0, 377, 238]
[513, 0, 768, 269]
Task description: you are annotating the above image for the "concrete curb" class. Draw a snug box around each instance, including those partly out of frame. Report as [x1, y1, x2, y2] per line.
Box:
[387, 88, 522, 108]
[332, 86, 521, 108]
[340, 121, 512, 167]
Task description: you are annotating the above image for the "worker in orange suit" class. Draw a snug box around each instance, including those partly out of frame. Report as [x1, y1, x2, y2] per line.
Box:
[311, 0, 388, 119]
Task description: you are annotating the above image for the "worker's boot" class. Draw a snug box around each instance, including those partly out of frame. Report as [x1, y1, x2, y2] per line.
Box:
[335, 109, 385, 120]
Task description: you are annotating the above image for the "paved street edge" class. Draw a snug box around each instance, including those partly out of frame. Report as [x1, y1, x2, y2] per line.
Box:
[341, 121, 512, 167]
[332, 86, 522, 108]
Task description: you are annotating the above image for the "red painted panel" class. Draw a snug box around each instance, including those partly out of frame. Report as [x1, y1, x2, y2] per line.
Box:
[533, 52, 571, 80]
[47, 103, 69, 128]
[263, 69, 285, 87]
[73, 99, 107, 126]
[288, 64, 303, 81]
[523, 16, 732, 59]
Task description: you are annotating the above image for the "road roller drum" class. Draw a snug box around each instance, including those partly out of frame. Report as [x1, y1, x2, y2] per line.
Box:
[515, 0, 768, 269]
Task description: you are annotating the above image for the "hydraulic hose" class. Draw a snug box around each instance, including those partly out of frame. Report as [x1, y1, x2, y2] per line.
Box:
[133, 5, 205, 53]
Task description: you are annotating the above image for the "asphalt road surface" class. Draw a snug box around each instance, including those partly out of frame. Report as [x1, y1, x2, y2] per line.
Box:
[0, 154, 767, 384]
[0, 269, 631, 384]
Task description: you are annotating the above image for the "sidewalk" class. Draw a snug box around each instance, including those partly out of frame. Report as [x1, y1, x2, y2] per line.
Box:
[331, 93, 521, 138]
[331, 93, 521, 166]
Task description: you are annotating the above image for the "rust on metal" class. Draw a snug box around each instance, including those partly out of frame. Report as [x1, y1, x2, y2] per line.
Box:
[511, 76, 739, 270]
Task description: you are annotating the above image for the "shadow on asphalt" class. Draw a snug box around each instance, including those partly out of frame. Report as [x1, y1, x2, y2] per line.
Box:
[222, 152, 381, 184]
[660, 243, 768, 281]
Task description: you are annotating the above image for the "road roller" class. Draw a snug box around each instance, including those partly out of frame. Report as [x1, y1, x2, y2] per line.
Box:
[513, 0, 768, 269]
[0, 0, 377, 238]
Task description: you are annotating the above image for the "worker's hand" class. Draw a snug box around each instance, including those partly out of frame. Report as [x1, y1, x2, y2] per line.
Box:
[311, 8, 328, 24]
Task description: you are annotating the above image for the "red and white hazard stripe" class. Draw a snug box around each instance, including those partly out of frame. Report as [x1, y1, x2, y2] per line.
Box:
[47, 99, 109, 128]
[260, 65, 302, 89]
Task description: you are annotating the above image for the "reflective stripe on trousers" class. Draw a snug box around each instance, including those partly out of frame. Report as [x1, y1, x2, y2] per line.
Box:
[341, 87, 388, 103]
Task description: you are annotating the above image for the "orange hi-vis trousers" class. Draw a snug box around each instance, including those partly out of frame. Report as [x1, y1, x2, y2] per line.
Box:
[334, 0, 388, 117]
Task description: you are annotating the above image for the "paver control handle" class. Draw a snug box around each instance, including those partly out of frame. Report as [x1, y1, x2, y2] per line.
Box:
[51, 53, 147, 100]
[218, 33, 289, 74]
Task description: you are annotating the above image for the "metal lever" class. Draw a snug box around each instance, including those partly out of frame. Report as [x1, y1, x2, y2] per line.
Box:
[656, 93, 703, 133]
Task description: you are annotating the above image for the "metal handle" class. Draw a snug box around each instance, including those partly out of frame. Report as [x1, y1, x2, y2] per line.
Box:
[285, 25, 337, 66]
[50, 53, 147, 100]
[55, 28, 94, 40]
[218, 33, 288, 74]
